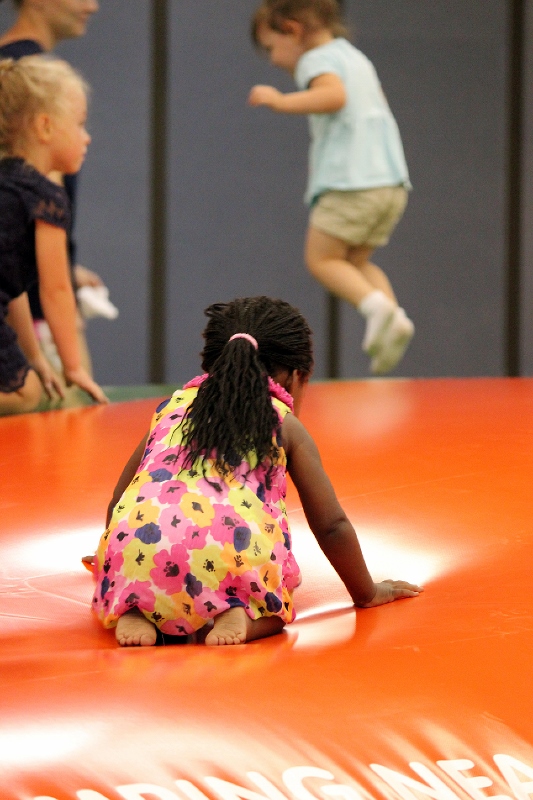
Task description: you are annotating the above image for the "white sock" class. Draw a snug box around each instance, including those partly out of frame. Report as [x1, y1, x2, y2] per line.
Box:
[370, 307, 415, 375]
[358, 290, 396, 355]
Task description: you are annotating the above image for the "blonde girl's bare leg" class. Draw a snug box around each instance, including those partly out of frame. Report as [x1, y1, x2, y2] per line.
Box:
[115, 608, 157, 647]
[205, 607, 285, 646]
[0, 369, 42, 415]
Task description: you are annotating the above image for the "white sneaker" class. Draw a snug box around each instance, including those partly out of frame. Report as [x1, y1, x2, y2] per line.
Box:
[359, 292, 396, 356]
[370, 308, 414, 375]
[77, 286, 119, 320]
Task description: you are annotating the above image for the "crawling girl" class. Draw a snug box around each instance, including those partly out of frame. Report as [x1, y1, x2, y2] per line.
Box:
[91, 296, 422, 646]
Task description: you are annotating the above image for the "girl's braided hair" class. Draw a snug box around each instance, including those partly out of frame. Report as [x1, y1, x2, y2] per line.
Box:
[180, 296, 313, 475]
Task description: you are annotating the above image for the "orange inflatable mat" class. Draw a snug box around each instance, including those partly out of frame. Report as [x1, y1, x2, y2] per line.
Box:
[1, 377, 532, 800]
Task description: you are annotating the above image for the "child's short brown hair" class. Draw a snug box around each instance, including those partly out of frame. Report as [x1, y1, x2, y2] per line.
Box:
[252, 0, 347, 45]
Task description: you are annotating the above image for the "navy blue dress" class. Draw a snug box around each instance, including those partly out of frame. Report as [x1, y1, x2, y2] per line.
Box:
[0, 39, 43, 59]
[0, 40, 78, 319]
[0, 158, 70, 392]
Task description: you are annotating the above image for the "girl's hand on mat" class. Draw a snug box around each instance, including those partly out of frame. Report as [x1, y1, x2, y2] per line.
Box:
[359, 579, 424, 608]
[64, 366, 109, 404]
[31, 354, 65, 400]
[248, 84, 283, 110]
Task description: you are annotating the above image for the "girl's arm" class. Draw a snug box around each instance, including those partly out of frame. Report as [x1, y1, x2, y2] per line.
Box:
[6, 291, 64, 399]
[249, 73, 346, 114]
[282, 413, 422, 607]
[35, 219, 108, 404]
[106, 432, 149, 527]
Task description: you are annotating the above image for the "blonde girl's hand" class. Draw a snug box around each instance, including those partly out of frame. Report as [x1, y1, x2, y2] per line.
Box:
[359, 579, 424, 608]
[30, 353, 65, 400]
[64, 366, 109, 404]
[248, 84, 284, 110]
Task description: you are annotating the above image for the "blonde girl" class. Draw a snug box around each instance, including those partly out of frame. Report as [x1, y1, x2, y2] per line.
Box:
[0, 0, 103, 389]
[0, 55, 107, 412]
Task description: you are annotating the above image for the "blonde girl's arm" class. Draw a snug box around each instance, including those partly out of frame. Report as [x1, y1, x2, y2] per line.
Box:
[106, 432, 149, 526]
[282, 413, 423, 607]
[34, 219, 108, 404]
[5, 291, 64, 399]
[249, 73, 346, 114]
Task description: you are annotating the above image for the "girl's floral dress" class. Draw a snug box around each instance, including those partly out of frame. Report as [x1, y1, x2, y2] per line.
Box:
[92, 376, 302, 635]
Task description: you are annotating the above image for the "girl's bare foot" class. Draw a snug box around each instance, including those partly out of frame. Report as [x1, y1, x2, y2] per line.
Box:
[205, 607, 286, 646]
[116, 608, 157, 647]
[205, 607, 249, 646]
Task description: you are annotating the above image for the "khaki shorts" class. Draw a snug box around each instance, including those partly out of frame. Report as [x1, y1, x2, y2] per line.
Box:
[310, 185, 408, 247]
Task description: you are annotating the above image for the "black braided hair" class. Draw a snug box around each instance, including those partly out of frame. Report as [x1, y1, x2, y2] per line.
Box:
[180, 296, 313, 475]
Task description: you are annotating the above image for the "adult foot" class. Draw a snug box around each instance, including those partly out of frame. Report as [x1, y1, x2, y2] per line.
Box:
[116, 608, 157, 647]
[205, 607, 250, 646]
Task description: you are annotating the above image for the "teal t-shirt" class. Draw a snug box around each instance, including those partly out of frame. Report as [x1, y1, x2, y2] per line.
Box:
[294, 38, 410, 205]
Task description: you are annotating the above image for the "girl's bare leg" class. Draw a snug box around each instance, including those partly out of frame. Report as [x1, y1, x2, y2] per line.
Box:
[305, 227, 401, 355]
[348, 246, 397, 302]
[305, 226, 400, 303]
[205, 607, 285, 646]
[305, 227, 414, 371]
[116, 608, 157, 647]
[0, 370, 42, 415]
[305, 227, 376, 306]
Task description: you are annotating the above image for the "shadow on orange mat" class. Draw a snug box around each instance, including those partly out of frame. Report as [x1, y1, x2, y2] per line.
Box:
[1, 378, 533, 800]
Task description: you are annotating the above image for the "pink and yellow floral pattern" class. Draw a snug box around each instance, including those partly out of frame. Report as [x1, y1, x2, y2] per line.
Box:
[92, 377, 301, 635]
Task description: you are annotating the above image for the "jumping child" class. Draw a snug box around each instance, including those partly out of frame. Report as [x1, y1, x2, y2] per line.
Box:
[0, 55, 107, 413]
[90, 296, 422, 647]
[249, 0, 414, 375]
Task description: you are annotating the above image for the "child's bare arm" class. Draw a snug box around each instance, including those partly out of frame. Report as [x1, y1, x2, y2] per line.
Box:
[6, 292, 64, 399]
[282, 414, 422, 607]
[249, 73, 346, 114]
[106, 432, 149, 527]
[35, 220, 107, 404]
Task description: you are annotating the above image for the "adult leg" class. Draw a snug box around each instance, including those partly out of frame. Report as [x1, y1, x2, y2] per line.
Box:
[205, 607, 285, 646]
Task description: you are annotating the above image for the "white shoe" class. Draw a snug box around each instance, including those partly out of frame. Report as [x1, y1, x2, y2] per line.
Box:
[370, 308, 414, 375]
[360, 293, 396, 356]
[77, 286, 119, 320]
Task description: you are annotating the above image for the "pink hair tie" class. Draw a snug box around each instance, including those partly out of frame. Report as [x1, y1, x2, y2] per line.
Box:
[229, 333, 258, 350]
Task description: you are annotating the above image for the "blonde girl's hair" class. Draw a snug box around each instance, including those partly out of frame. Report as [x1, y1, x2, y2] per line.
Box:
[251, 0, 348, 45]
[0, 55, 88, 158]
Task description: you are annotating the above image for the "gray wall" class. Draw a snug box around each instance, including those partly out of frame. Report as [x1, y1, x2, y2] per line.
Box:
[1, 0, 527, 384]
[59, 3, 152, 385]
